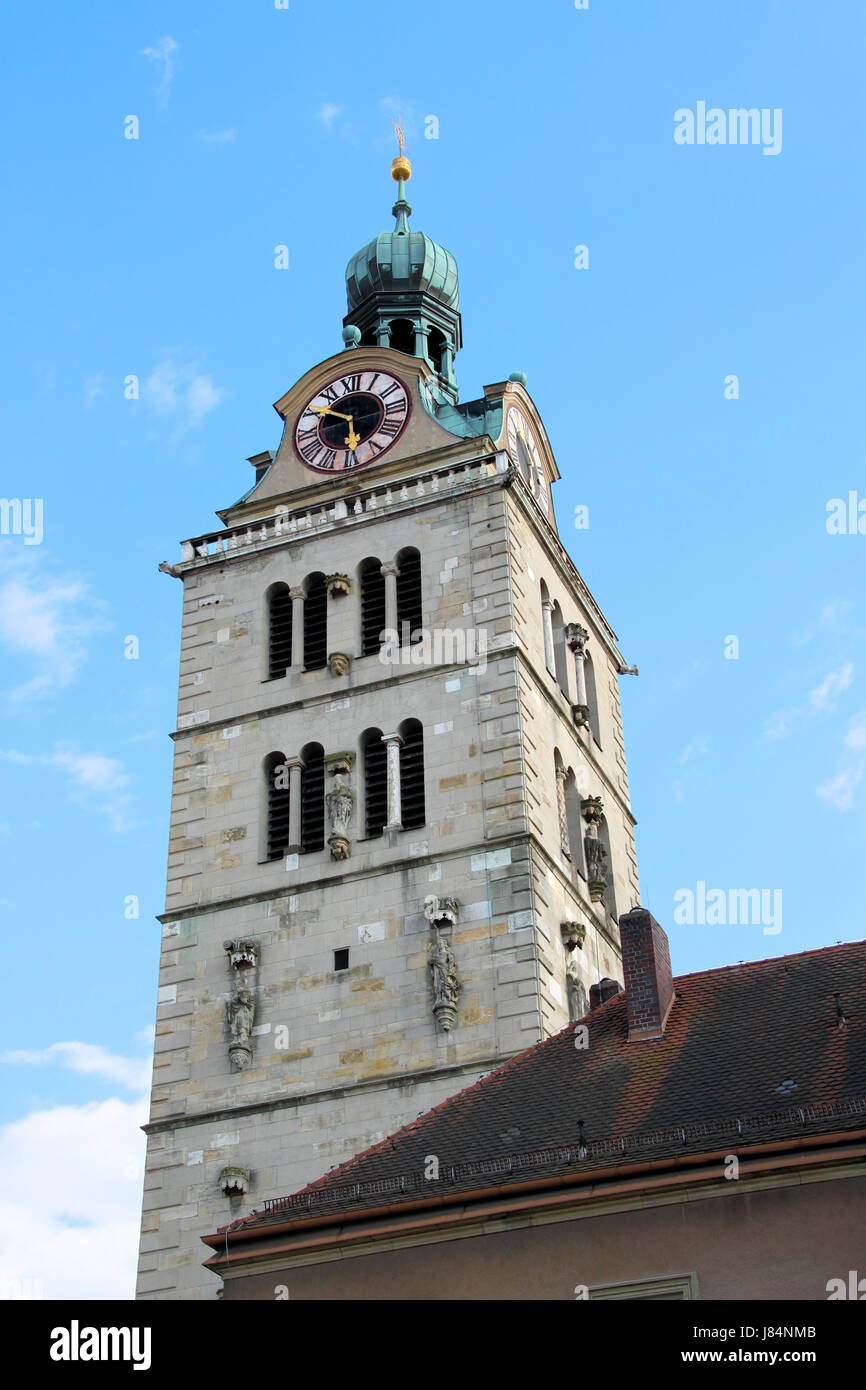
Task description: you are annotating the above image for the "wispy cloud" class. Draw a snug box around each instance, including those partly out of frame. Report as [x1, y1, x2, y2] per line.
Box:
[142, 357, 224, 437]
[817, 710, 866, 811]
[318, 103, 343, 131]
[0, 746, 132, 831]
[197, 128, 235, 145]
[765, 663, 854, 740]
[141, 36, 179, 105]
[794, 601, 853, 647]
[673, 737, 709, 802]
[0, 556, 106, 700]
[2, 1041, 151, 1092]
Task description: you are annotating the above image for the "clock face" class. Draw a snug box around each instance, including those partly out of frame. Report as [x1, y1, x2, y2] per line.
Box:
[506, 406, 549, 517]
[293, 369, 411, 472]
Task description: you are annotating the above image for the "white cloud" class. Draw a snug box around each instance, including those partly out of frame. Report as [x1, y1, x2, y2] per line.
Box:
[678, 738, 708, 766]
[0, 746, 131, 831]
[809, 662, 853, 712]
[198, 128, 235, 145]
[0, 557, 105, 700]
[318, 103, 343, 131]
[815, 710, 866, 812]
[143, 358, 224, 436]
[765, 663, 855, 740]
[141, 36, 179, 104]
[0, 1095, 147, 1299]
[2, 1041, 151, 1092]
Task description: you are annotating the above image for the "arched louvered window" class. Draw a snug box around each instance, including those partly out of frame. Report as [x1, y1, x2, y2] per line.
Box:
[362, 729, 387, 838]
[300, 743, 325, 853]
[599, 815, 616, 921]
[267, 584, 292, 679]
[565, 769, 585, 878]
[552, 600, 570, 696]
[303, 573, 327, 671]
[584, 652, 601, 746]
[265, 752, 290, 861]
[360, 559, 386, 657]
[399, 719, 425, 829]
[396, 548, 422, 646]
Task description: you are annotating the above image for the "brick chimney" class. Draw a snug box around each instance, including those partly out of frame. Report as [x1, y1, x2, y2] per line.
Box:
[619, 907, 675, 1041]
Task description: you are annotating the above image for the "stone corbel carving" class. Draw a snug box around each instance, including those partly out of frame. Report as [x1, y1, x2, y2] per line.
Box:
[572, 703, 591, 730]
[580, 796, 609, 903]
[326, 573, 352, 599]
[219, 1166, 249, 1198]
[224, 938, 259, 1071]
[561, 920, 586, 953]
[328, 651, 351, 677]
[325, 753, 354, 861]
[424, 895, 460, 931]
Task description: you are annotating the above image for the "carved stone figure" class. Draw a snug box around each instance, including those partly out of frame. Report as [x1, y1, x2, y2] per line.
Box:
[567, 960, 589, 1022]
[227, 987, 254, 1070]
[429, 931, 460, 1032]
[585, 835, 609, 903]
[224, 939, 259, 1071]
[325, 753, 354, 860]
[580, 795, 604, 831]
[328, 651, 351, 677]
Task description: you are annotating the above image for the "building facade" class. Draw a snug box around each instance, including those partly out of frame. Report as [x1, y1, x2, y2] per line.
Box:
[137, 153, 640, 1299]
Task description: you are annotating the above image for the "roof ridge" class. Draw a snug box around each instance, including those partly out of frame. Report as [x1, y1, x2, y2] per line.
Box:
[674, 936, 866, 986]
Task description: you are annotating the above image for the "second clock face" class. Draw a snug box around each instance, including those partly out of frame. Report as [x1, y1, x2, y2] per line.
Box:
[506, 406, 549, 517]
[293, 369, 411, 472]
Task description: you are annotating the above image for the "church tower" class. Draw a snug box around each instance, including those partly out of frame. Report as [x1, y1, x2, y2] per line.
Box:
[136, 146, 640, 1300]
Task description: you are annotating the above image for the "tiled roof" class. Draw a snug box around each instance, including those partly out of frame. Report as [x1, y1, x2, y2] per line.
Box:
[230, 939, 866, 1232]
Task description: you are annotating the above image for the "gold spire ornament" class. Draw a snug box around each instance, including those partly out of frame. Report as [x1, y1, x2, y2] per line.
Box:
[391, 116, 411, 182]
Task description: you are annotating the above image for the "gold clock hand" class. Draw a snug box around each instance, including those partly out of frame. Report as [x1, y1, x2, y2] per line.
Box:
[311, 405, 354, 424]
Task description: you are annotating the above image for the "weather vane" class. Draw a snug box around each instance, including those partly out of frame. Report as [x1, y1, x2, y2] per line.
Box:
[393, 117, 406, 157]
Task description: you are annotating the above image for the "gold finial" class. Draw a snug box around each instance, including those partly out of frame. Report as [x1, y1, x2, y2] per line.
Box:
[391, 115, 411, 183]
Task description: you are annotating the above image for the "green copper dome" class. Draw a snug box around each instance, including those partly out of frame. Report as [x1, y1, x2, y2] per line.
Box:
[342, 170, 462, 401]
[345, 221, 460, 312]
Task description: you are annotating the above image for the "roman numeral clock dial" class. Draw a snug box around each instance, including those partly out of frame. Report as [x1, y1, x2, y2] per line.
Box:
[506, 406, 549, 518]
[293, 369, 411, 472]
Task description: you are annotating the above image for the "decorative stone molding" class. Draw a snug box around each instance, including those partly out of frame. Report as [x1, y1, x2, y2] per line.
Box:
[424, 895, 460, 931]
[219, 1166, 249, 1198]
[224, 938, 259, 1071]
[429, 929, 460, 1032]
[565, 623, 590, 659]
[325, 753, 354, 861]
[328, 651, 351, 678]
[560, 920, 586, 953]
[580, 795, 604, 831]
[326, 572, 352, 599]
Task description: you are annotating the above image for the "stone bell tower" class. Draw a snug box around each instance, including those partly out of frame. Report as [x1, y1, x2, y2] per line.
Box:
[136, 143, 640, 1299]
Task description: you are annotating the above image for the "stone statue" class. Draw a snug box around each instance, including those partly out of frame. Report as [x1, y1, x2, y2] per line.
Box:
[326, 753, 354, 860]
[585, 836, 609, 903]
[227, 988, 254, 1070]
[429, 931, 460, 1032]
[567, 960, 588, 1022]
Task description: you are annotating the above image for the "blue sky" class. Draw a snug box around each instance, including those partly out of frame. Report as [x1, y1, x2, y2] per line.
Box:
[0, 0, 863, 1296]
